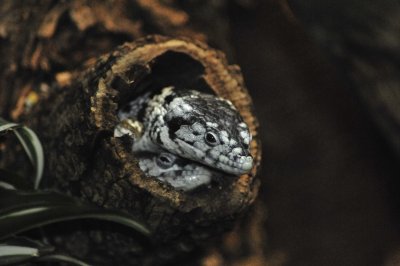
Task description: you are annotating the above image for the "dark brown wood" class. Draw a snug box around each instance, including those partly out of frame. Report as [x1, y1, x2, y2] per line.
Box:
[26, 35, 260, 265]
[0, 1, 261, 265]
[27, 35, 260, 225]
[0, 0, 229, 119]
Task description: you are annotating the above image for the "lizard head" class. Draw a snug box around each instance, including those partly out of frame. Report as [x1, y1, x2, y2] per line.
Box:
[138, 152, 214, 191]
[158, 89, 254, 176]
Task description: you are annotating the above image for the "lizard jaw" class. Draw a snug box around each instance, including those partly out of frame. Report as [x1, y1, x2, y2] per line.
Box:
[207, 154, 253, 176]
[175, 139, 253, 175]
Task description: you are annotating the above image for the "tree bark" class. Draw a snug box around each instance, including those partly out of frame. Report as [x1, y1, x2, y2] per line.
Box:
[0, 1, 262, 265]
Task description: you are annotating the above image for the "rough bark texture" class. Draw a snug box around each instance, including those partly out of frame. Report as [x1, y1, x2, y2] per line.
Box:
[4, 0, 400, 266]
[0, 1, 262, 265]
[0, 0, 229, 119]
[25, 35, 261, 242]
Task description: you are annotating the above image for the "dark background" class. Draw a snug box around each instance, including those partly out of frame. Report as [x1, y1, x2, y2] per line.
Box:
[1, 1, 400, 265]
[229, 1, 400, 265]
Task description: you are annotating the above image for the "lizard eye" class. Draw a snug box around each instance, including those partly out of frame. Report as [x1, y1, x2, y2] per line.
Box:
[156, 153, 176, 169]
[205, 132, 219, 146]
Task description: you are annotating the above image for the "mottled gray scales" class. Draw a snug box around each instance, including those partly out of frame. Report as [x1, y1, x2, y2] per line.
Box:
[115, 86, 253, 190]
[138, 152, 220, 191]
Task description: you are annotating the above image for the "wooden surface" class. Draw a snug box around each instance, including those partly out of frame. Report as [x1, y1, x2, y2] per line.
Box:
[0, 1, 260, 265]
[2, 0, 400, 265]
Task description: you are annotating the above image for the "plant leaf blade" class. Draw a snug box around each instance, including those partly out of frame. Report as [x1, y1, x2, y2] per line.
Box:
[0, 245, 39, 266]
[0, 189, 151, 241]
[0, 118, 44, 189]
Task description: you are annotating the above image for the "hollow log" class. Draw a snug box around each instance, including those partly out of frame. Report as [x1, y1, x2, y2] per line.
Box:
[27, 34, 261, 224]
[0, 1, 262, 265]
[26, 35, 260, 265]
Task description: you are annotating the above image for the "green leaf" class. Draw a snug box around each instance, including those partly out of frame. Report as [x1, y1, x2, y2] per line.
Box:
[0, 251, 92, 266]
[13, 127, 44, 189]
[0, 250, 92, 266]
[2, 235, 53, 250]
[0, 188, 151, 241]
[0, 169, 31, 190]
[0, 237, 90, 266]
[0, 236, 53, 265]
[0, 182, 15, 190]
[0, 245, 39, 265]
[0, 118, 44, 189]
[38, 254, 91, 266]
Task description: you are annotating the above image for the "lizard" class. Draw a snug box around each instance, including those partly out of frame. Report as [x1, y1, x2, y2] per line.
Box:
[137, 152, 224, 191]
[117, 86, 254, 176]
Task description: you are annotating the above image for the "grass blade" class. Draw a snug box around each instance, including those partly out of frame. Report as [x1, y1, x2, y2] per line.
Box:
[0, 188, 151, 241]
[0, 118, 44, 189]
[0, 237, 88, 266]
[13, 127, 44, 189]
[38, 254, 91, 266]
[0, 245, 38, 257]
[0, 182, 15, 190]
[0, 170, 31, 190]
[0, 121, 19, 132]
[0, 245, 39, 265]
[0, 248, 92, 266]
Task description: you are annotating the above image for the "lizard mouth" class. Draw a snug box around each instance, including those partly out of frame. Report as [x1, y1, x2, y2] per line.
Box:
[159, 165, 218, 191]
[206, 155, 253, 176]
[175, 139, 254, 176]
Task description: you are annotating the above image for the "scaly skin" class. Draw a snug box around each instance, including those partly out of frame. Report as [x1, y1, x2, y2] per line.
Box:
[137, 152, 222, 191]
[116, 86, 253, 190]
